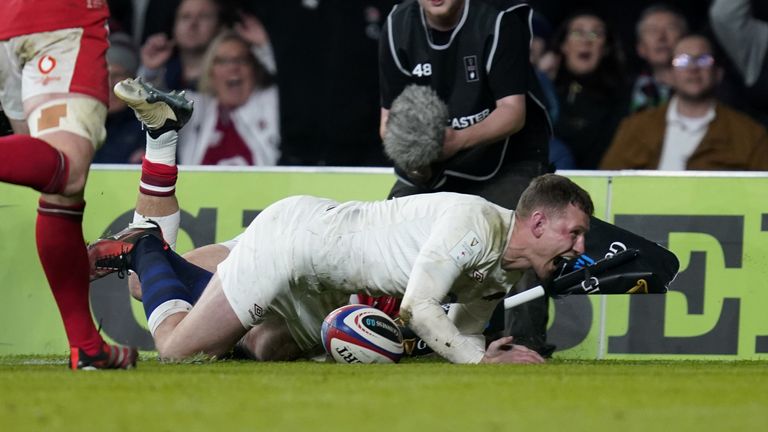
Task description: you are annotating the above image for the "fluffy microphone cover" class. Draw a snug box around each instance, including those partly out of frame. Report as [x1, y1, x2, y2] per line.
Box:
[383, 84, 448, 172]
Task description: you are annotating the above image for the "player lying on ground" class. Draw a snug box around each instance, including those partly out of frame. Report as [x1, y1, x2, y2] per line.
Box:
[90, 79, 593, 364]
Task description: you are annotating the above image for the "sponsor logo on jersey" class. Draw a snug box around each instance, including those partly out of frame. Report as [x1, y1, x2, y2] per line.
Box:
[471, 269, 485, 283]
[463, 55, 479, 82]
[38, 55, 56, 74]
[248, 303, 265, 325]
[450, 108, 490, 129]
[449, 231, 483, 266]
[35, 55, 62, 86]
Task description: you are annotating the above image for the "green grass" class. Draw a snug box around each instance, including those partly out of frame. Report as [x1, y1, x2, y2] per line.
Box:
[1, 356, 766, 432]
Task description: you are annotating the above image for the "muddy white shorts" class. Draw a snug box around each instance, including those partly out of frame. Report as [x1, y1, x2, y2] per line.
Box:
[217, 196, 348, 351]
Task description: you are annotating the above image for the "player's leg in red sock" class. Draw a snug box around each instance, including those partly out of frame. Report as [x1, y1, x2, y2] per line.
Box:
[36, 198, 103, 355]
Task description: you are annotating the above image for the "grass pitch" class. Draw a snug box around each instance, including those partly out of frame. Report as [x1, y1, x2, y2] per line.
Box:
[1, 356, 766, 432]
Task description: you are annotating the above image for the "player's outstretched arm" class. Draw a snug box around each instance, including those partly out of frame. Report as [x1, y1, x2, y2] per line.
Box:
[480, 336, 545, 364]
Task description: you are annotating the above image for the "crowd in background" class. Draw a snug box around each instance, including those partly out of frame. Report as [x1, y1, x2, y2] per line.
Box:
[4, 0, 768, 171]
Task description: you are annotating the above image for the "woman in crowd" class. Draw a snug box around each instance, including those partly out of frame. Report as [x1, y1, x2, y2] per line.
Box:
[546, 12, 630, 169]
[176, 29, 280, 166]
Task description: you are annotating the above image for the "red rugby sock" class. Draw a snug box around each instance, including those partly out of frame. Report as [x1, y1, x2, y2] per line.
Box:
[139, 157, 178, 197]
[36, 199, 103, 355]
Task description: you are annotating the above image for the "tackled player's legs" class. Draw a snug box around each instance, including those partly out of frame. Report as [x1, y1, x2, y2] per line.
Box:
[103, 78, 300, 361]
[153, 275, 247, 359]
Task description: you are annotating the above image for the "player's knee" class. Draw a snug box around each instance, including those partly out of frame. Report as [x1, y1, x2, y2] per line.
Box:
[62, 167, 88, 195]
[27, 97, 107, 151]
[27, 97, 105, 196]
[154, 339, 189, 361]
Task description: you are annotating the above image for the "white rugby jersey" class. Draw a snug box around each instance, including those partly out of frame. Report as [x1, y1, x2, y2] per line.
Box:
[301, 192, 522, 363]
[221, 193, 522, 363]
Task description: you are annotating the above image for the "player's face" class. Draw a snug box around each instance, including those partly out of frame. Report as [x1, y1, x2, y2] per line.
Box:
[210, 40, 257, 109]
[419, 0, 465, 30]
[531, 204, 589, 280]
[561, 15, 606, 76]
[174, 0, 220, 51]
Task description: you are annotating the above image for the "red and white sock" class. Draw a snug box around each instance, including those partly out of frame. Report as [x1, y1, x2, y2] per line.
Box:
[139, 156, 177, 198]
[138, 130, 180, 248]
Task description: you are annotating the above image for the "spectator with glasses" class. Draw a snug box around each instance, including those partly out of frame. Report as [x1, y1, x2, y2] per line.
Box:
[175, 28, 280, 166]
[547, 12, 629, 169]
[600, 34, 768, 171]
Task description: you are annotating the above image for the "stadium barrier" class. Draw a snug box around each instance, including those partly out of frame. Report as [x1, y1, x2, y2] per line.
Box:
[1, 167, 766, 360]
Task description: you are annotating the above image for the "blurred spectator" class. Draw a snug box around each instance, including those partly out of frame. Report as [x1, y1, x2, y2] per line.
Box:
[600, 34, 768, 170]
[177, 30, 280, 166]
[549, 12, 629, 169]
[629, 4, 688, 113]
[253, 0, 390, 167]
[138, 0, 223, 91]
[107, 0, 180, 46]
[710, 0, 768, 127]
[531, 0, 709, 72]
[530, 12, 575, 170]
[93, 32, 145, 164]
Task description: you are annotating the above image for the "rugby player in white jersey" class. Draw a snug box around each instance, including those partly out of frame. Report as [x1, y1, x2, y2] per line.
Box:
[89, 79, 592, 364]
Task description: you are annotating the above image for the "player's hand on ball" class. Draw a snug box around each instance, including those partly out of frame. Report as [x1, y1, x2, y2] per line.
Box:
[480, 336, 546, 364]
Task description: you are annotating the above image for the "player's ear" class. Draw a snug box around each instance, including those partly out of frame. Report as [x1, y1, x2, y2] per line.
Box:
[531, 210, 547, 238]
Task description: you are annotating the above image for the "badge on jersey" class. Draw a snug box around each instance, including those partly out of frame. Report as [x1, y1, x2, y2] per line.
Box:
[464, 56, 479, 82]
[450, 231, 483, 266]
[471, 269, 485, 283]
[247, 303, 265, 326]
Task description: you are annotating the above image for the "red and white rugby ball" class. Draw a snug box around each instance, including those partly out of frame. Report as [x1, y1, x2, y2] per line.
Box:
[321, 304, 404, 364]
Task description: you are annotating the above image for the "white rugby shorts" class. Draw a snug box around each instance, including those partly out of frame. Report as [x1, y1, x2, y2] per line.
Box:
[217, 196, 348, 351]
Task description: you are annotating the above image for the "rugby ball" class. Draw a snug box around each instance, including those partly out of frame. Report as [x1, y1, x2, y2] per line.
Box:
[321, 304, 404, 364]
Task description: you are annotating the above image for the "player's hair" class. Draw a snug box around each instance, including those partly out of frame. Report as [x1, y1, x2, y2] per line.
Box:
[515, 174, 594, 218]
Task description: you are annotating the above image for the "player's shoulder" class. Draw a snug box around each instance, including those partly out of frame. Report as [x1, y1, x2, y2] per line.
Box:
[433, 193, 510, 221]
[431, 191, 489, 205]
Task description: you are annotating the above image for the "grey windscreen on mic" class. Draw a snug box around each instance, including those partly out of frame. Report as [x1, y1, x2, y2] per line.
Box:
[383, 84, 448, 171]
